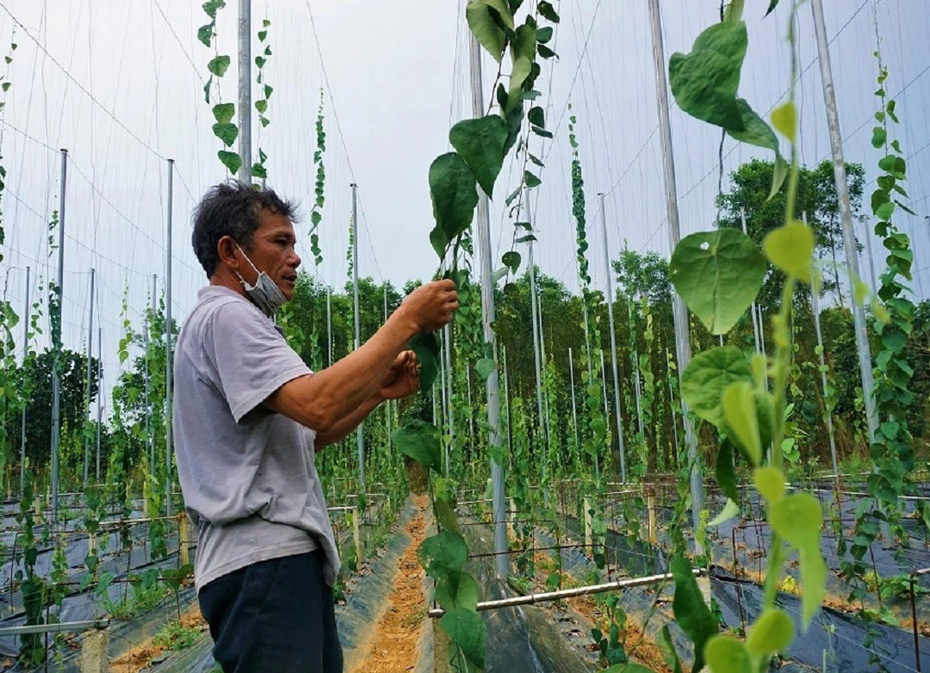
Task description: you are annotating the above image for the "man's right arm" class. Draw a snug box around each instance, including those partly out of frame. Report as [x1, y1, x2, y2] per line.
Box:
[263, 279, 458, 432]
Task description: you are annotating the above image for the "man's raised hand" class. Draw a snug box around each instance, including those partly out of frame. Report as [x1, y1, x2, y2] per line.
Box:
[399, 280, 459, 333]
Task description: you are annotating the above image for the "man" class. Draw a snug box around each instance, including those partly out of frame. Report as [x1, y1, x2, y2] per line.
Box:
[174, 181, 458, 673]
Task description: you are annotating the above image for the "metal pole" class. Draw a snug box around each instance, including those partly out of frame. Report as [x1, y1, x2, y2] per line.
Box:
[569, 348, 579, 454]
[351, 183, 365, 491]
[20, 266, 30, 495]
[237, 0, 252, 183]
[756, 304, 768, 361]
[83, 268, 95, 489]
[444, 320, 454, 471]
[326, 286, 333, 367]
[666, 348, 680, 450]
[600, 350, 610, 443]
[96, 327, 102, 482]
[165, 159, 175, 516]
[629, 300, 645, 437]
[812, 273, 839, 476]
[502, 345, 512, 461]
[50, 148, 68, 526]
[469, 31, 508, 578]
[383, 285, 392, 445]
[811, 0, 878, 443]
[740, 208, 762, 353]
[147, 274, 156, 475]
[439, 326, 450, 475]
[862, 220, 878, 291]
[803, 212, 838, 475]
[599, 193, 627, 482]
[527, 227, 547, 463]
[647, 0, 704, 534]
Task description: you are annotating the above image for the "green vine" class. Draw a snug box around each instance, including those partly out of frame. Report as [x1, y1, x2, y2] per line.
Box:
[310, 89, 326, 266]
[636, 1, 831, 671]
[252, 18, 272, 179]
[390, 1, 561, 669]
[839, 53, 917, 646]
[199, 0, 243, 175]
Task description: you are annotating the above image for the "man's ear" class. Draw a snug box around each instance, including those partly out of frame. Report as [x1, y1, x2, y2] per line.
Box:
[217, 235, 239, 271]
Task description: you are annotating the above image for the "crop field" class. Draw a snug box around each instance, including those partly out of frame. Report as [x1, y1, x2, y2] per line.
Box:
[1, 0, 930, 672]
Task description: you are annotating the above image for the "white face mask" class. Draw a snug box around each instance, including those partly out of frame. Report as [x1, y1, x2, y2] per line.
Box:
[234, 243, 287, 317]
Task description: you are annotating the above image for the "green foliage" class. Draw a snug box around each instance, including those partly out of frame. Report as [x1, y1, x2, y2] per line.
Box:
[311, 89, 326, 265]
[667, 7, 828, 671]
[841, 58, 917, 640]
[716, 158, 866, 307]
[669, 19, 785, 196]
[154, 619, 202, 651]
[429, 153, 479, 259]
[252, 19, 273, 177]
[669, 229, 765, 335]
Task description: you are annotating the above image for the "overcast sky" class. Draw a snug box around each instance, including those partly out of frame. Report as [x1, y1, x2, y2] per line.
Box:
[1, 0, 929, 407]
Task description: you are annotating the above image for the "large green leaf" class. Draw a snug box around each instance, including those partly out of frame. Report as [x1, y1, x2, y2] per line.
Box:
[217, 150, 242, 175]
[603, 666, 656, 673]
[441, 608, 487, 668]
[671, 557, 717, 673]
[434, 496, 461, 535]
[747, 608, 795, 657]
[799, 547, 827, 628]
[723, 381, 762, 465]
[681, 346, 751, 427]
[716, 441, 739, 503]
[669, 21, 747, 131]
[657, 625, 683, 673]
[435, 571, 479, 612]
[704, 635, 751, 673]
[727, 99, 787, 199]
[670, 229, 765, 334]
[212, 102, 235, 124]
[207, 55, 231, 77]
[763, 220, 815, 284]
[769, 493, 822, 548]
[707, 498, 739, 527]
[409, 330, 440, 391]
[212, 123, 238, 147]
[466, 0, 512, 63]
[419, 531, 468, 579]
[393, 419, 441, 471]
[449, 115, 509, 197]
[428, 153, 479, 259]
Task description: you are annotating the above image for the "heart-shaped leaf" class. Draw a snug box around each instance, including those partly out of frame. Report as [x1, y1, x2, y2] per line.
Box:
[217, 150, 242, 175]
[747, 608, 795, 657]
[440, 608, 487, 669]
[669, 21, 747, 131]
[393, 419, 442, 471]
[681, 346, 752, 428]
[723, 381, 762, 465]
[670, 229, 765, 335]
[450, 115, 508, 197]
[428, 153, 478, 259]
[763, 220, 815, 283]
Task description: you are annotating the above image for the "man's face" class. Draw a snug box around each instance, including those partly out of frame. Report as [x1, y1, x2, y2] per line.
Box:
[240, 211, 301, 301]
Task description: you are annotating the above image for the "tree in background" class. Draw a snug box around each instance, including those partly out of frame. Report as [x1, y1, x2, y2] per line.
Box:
[716, 158, 865, 308]
[5, 349, 100, 467]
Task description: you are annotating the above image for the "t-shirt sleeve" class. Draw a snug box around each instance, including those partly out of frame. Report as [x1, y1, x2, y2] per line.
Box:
[204, 299, 312, 424]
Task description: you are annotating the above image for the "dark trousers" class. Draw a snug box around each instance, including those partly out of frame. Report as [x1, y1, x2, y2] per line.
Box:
[199, 550, 343, 673]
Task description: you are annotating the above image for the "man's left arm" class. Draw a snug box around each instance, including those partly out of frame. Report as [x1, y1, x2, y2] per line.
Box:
[315, 350, 419, 449]
[315, 394, 382, 449]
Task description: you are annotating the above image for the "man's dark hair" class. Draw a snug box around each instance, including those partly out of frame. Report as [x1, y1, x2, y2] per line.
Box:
[192, 180, 297, 277]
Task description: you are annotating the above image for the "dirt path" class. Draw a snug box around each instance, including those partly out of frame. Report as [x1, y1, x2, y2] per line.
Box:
[349, 497, 428, 673]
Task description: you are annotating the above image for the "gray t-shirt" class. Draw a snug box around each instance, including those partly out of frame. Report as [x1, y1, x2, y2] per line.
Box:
[174, 285, 340, 593]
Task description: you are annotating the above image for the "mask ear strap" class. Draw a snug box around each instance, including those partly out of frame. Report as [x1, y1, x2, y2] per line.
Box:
[234, 242, 261, 275]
